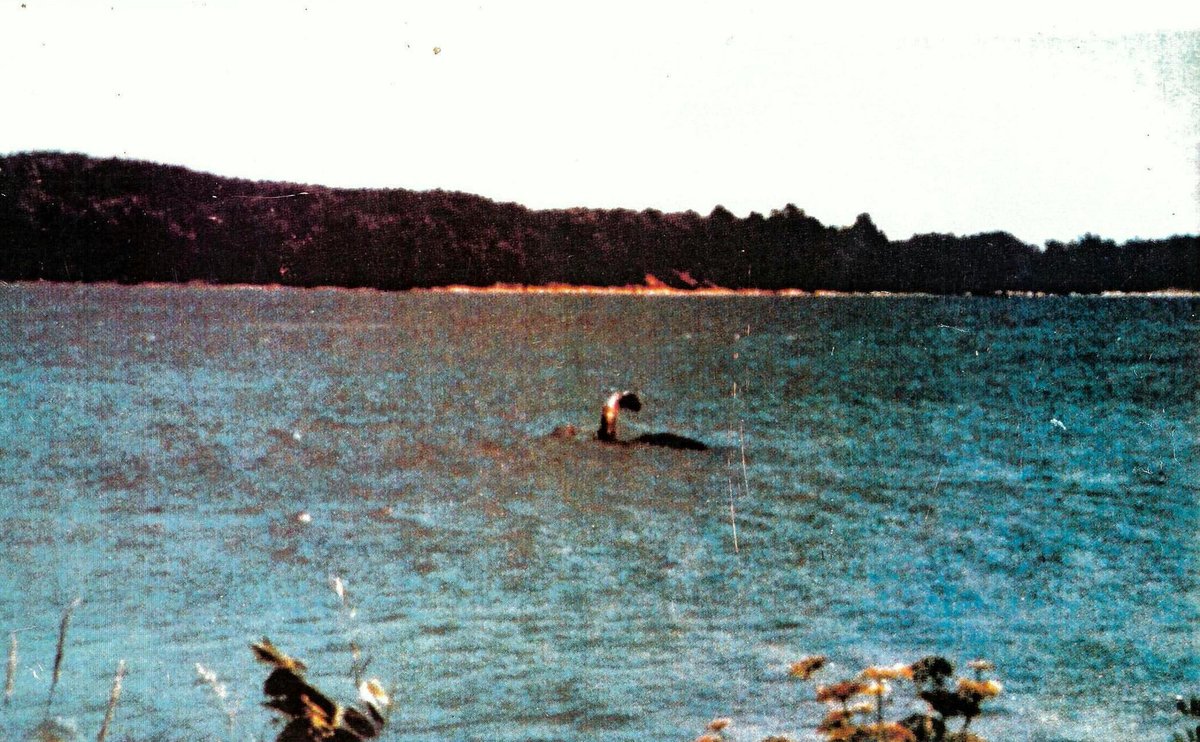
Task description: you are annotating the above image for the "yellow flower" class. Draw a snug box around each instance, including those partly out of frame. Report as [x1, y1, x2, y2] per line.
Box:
[790, 654, 828, 680]
[957, 677, 1003, 699]
[818, 708, 853, 730]
[862, 680, 891, 697]
[861, 663, 914, 681]
[816, 680, 867, 704]
[358, 678, 391, 709]
[820, 725, 861, 741]
[249, 637, 307, 673]
[860, 721, 918, 741]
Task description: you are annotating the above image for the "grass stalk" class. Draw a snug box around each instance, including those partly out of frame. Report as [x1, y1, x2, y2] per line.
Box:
[95, 659, 125, 742]
[5, 630, 15, 705]
[726, 473, 739, 554]
[195, 662, 237, 733]
[3, 629, 16, 705]
[46, 598, 80, 710]
[738, 422, 751, 501]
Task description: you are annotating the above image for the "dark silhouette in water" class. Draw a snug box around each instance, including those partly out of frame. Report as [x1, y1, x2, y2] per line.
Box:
[251, 638, 389, 742]
[597, 391, 708, 450]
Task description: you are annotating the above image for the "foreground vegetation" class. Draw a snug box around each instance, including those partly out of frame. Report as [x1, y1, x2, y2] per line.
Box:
[7, 599, 1194, 741]
[1, 152, 1196, 294]
[690, 654, 1004, 742]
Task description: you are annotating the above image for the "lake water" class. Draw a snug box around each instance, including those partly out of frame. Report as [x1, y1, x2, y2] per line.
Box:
[0, 283, 1196, 742]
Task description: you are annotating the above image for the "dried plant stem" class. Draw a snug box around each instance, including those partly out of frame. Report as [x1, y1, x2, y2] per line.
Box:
[727, 377, 749, 555]
[47, 598, 80, 709]
[738, 422, 751, 500]
[349, 641, 374, 686]
[727, 473, 739, 554]
[332, 575, 369, 681]
[95, 659, 125, 742]
[195, 662, 237, 732]
[5, 630, 15, 705]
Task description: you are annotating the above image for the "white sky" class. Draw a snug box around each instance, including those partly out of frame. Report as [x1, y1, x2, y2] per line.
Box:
[1, 1, 1197, 244]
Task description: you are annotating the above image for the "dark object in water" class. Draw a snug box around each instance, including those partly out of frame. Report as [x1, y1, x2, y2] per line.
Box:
[596, 391, 708, 450]
[898, 713, 946, 742]
[1177, 695, 1200, 718]
[629, 431, 709, 451]
[911, 655, 954, 689]
[1175, 695, 1200, 742]
[918, 688, 981, 721]
[251, 638, 388, 742]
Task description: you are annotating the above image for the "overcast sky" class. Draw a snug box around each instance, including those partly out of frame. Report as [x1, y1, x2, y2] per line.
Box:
[1, 1, 1197, 244]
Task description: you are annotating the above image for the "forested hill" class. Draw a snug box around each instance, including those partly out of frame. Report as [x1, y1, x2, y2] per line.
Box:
[1, 152, 1196, 293]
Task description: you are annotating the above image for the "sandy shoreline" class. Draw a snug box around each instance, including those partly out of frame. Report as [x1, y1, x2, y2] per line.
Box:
[2, 279, 1198, 298]
[422, 283, 1200, 299]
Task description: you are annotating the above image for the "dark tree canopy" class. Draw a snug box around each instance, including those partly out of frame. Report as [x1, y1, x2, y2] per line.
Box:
[0, 152, 1195, 293]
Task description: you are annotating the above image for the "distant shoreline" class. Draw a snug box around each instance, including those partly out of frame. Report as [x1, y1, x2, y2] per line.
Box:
[3, 279, 1198, 299]
[3, 153, 1197, 295]
[421, 283, 1200, 299]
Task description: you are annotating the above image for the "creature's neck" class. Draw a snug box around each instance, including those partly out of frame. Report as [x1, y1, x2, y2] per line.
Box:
[597, 393, 621, 442]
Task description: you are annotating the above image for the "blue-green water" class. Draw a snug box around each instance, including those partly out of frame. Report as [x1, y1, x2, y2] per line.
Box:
[0, 284, 1196, 742]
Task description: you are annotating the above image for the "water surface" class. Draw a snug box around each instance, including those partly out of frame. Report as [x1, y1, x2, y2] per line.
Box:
[0, 284, 1196, 741]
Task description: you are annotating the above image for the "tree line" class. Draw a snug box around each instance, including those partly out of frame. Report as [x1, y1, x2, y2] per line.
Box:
[1, 152, 1195, 293]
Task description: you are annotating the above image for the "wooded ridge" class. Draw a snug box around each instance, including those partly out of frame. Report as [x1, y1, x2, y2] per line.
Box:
[1, 152, 1195, 293]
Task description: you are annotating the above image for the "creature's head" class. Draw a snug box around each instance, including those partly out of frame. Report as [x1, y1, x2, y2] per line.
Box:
[607, 391, 642, 412]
